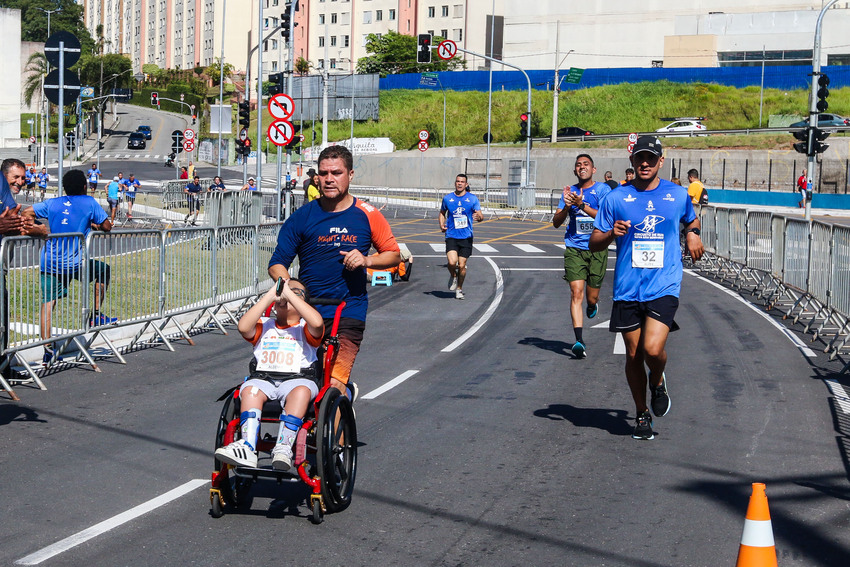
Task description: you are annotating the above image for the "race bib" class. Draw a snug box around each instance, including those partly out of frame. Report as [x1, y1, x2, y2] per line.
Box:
[453, 214, 469, 229]
[576, 214, 594, 235]
[632, 241, 664, 268]
[255, 337, 302, 373]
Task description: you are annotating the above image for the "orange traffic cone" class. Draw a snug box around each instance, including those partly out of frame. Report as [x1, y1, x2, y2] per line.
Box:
[736, 483, 778, 567]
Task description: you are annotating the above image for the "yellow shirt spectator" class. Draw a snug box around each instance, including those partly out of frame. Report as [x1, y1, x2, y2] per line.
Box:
[687, 180, 704, 205]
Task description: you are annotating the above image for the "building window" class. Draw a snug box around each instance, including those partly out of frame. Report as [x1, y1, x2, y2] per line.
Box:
[343, 35, 350, 47]
[454, 28, 462, 41]
[319, 14, 325, 24]
[453, 4, 463, 17]
[330, 58, 337, 69]
[318, 59, 325, 68]
[319, 37, 325, 47]
[362, 34, 369, 46]
[331, 35, 337, 46]
[389, 9, 396, 20]
[428, 6, 435, 17]
[828, 54, 850, 66]
[376, 10, 382, 21]
[442, 5, 448, 17]
[363, 11, 372, 24]
[331, 12, 337, 23]
[440, 29, 447, 39]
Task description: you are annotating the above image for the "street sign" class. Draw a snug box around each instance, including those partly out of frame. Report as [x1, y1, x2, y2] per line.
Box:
[268, 94, 295, 120]
[268, 120, 295, 147]
[483, 132, 493, 143]
[44, 31, 81, 67]
[419, 72, 438, 87]
[184, 128, 196, 141]
[183, 140, 195, 152]
[29, 136, 36, 144]
[564, 67, 584, 85]
[437, 40, 457, 61]
[43, 68, 81, 106]
[299, 134, 305, 143]
[418, 129, 430, 141]
[627, 142, 635, 154]
[628, 132, 638, 143]
[81, 86, 94, 98]
[239, 127, 249, 142]
[180, 94, 185, 102]
[418, 140, 429, 152]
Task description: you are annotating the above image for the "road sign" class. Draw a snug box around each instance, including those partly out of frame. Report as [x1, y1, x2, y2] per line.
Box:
[299, 134, 305, 143]
[627, 142, 635, 154]
[43, 68, 81, 106]
[180, 94, 185, 102]
[268, 120, 295, 147]
[44, 31, 81, 67]
[80, 86, 94, 98]
[29, 136, 36, 144]
[437, 40, 457, 61]
[483, 132, 493, 143]
[268, 94, 295, 120]
[418, 129, 430, 141]
[564, 67, 584, 85]
[184, 128, 196, 141]
[628, 133, 638, 143]
[418, 140, 429, 152]
[419, 72, 438, 87]
[183, 140, 195, 152]
[239, 128, 249, 142]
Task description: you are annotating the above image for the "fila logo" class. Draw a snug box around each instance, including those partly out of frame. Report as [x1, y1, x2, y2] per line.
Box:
[329, 227, 348, 234]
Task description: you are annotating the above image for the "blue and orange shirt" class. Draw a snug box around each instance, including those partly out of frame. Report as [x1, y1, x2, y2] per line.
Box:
[270, 197, 400, 321]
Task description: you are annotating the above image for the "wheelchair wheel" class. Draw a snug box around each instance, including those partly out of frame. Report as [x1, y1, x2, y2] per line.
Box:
[316, 388, 357, 513]
[213, 392, 251, 512]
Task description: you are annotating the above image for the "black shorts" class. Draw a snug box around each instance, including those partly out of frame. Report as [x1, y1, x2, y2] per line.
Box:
[445, 237, 473, 258]
[609, 296, 680, 332]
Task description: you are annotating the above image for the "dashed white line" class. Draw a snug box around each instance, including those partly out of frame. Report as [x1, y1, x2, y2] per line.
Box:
[429, 243, 443, 252]
[473, 243, 498, 253]
[362, 370, 419, 399]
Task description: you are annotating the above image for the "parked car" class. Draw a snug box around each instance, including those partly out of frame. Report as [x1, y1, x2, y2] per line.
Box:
[557, 126, 595, 137]
[137, 125, 152, 139]
[789, 113, 849, 129]
[656, 118, 708, 136]
[128, 132, 146, 149]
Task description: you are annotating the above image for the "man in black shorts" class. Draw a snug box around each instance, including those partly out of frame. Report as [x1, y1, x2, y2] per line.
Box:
[439, 174, 483, 300]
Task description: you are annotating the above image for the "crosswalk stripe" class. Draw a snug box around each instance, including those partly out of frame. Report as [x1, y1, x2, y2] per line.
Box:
[513, 244, 544, 253]
[614, 333, 625, 354]
[473, 243, 498, 253]
[429, 243, 443, 252]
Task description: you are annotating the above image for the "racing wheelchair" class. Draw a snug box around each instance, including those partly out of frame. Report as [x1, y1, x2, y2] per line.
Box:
[210, 299, 357, 524]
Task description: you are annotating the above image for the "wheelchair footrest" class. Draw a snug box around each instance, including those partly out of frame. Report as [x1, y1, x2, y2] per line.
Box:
[234, 465, 301, 483]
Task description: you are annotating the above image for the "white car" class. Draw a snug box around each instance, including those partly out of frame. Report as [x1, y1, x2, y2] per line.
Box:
[656, 119, 708, 136]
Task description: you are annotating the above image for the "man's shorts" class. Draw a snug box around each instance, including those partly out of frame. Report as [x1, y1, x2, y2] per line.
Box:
[239, 377, 319, 403]
[107, 197, 119, 210]
[322, 317, 365, 385]
[609, 296, 679, 333]
[125, 193, 136, 202]
[88, 182, 97, 190]
[445, 237, 473, 259]
[563, 247, 608, 288]
[40, 260, 112, 302]
[187, 195, 200, 212]
[26, 182, 35, 190]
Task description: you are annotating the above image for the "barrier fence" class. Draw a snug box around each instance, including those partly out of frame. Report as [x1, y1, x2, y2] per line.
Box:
[696, 205, 850, 373]
[0, 221, 284, 400]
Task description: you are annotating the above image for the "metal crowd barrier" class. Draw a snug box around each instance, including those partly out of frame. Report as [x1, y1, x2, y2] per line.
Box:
[0, 221, 285, 400]
[697, 205, 850, 373]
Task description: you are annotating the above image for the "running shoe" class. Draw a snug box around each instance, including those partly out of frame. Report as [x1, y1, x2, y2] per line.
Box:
[271, 443, 293, 471]
[449, 275, 458, 291]
[215, 439, 258, 468]
[586, 303, 598, 319]
[632, 411, 654, 440]
[89, 313, 118, 327]
[455, 289, 465, 300]
[347, 381, 359, 403]
[650, 373, 671, 417]
[571, 341, 586, 359]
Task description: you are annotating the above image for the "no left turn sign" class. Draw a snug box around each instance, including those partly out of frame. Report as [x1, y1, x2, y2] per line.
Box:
[437, 40, 457, 61]
[269, 94, 295, 120]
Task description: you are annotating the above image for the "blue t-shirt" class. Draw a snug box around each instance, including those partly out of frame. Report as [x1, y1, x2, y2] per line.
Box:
[440, 192, 481, 240]
[0, 176, 18, 243]
[269, 198, 399, 321]
[37, 172, 49, 188]
[123, 178, 140, 196]
[558, 181, 610, 250]
[107, 181, 121, 200]
[32, 195, 108, 273]
[87, 168, 101, 184]
[186, 182, 203, 194]
[26, 170, 35, 184]
[593, 179, 696, 302]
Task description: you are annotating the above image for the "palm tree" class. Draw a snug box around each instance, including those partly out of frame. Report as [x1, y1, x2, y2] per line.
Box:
[295, 57, 311, 76]
[23, 52, 48, 107]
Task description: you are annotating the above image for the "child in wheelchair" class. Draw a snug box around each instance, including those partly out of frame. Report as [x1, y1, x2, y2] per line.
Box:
[215, 278, 324, 472]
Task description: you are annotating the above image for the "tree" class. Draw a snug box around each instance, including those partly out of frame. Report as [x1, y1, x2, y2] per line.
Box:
[295, 57, 311, 76]
[356, 30, 465, 77]
[77, 53, 133, 91]
[23, 52, 48, 107]
[14, 0, 96, 55]
[204, 58, 235, 86]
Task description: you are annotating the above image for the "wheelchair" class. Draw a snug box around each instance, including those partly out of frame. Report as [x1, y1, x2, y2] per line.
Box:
[210, 299, 357, 524]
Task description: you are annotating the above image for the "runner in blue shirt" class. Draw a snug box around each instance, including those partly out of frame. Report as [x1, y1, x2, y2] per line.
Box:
[590, 136, 703, 440]
[184, 175, 204, 225]
[122, 173, 140, 218]
[37, 167, 50, 201]
[439, 173, 483, 300]
[24, 169, 117, 364]
[86, 163, 101, 195]
[25, 167, 36, 199]
[552, 154, 611, 358]
[106, 176, 122, 222]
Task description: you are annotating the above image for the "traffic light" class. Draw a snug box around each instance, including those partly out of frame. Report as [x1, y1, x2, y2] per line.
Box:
[151, 92, 158, 105]
[793, 127, 809, 154]
[192, 114, 196, 125]
[280, 11, 292, 42]
[812, 127, 830, 154]
[238, 101, 250, 128]
[268, 72, 283, 96]
[417, 34, 432, 64]
[235, 138, 246, 156]
[285, 124, 302, 150]
[817, 74, 830, 112]
[793, 126, 831, 156]
[519, 113, 530, 140]
[171, 131, 184, 154]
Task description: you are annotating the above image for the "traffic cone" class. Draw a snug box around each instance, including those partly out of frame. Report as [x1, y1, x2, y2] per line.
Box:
[736, 483, 778, 567]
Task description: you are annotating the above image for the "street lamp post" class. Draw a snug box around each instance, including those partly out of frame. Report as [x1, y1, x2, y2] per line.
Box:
[37, 6, 61, 168]
[551, 22, 573, 143]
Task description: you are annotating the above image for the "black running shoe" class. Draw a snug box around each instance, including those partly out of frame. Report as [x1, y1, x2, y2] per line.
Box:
[650, 373, 671, 417]
[633, 411, 654, 440]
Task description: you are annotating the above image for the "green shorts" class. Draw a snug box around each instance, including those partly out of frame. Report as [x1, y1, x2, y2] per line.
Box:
[563, 247, 608, 288]
[40, 260, 111, 303]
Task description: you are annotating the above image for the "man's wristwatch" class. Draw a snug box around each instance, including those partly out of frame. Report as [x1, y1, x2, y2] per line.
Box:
[578, 202, 586, 210]
[687, 227, 701, 236]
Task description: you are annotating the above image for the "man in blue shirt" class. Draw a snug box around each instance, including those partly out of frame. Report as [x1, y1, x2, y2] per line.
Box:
[590, 136, 703, 440]
[122, 173, 140, 218]
[37, 167, 49, 201]
[25, 169, 117, 364]
[439, 174, 483, 300]
[25, 167, 36, 199]
[184, 175, 204, 225]
[553, 154, 611, 358]
[86, 163, 101, 195]
[106, 176, 122, 222]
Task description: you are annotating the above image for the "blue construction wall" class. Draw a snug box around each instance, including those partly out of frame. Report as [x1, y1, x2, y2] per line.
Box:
[380, 65, 850, 92]
[709, 189, 850, 209]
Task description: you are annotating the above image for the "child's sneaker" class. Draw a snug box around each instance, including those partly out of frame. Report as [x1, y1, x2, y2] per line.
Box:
[215, 439, 257, 468]
[271, 443, 293, 471]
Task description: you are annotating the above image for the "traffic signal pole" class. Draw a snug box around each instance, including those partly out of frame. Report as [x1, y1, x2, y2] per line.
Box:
[806, 0, 838, 221]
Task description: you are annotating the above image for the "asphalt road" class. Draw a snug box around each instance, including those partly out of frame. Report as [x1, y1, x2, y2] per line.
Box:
[1, 211, 848, 566]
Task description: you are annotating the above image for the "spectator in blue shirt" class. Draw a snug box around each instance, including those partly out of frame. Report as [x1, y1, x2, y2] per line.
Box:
[24, 169, 117, 365]
[106, 176, 122, 222]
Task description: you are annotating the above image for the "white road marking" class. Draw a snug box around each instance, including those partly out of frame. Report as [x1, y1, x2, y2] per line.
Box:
[398, 243, 411, 255]
[501, 268, 562, 271]
[825, 379, 850, 414]
[592, 320, 609, 329]
[442, 256, 503, 352]
[614, 333, 625, 354]
[473, 243, 498, 253]
[429, 243, 443, 252]
[513, 244, 543, 253]
[15, 478, 209, 565]
[362, 370, 419, 399]
[685, 271, 817, 358]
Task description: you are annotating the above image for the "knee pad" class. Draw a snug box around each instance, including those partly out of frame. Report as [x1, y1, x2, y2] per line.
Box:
[281, 414, 303, 432]
[240, 408, 261, 425]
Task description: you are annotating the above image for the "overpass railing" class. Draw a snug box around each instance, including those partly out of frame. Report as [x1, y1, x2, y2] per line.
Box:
[696, 205, 850, 372]
[0, 221, 284, 400]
